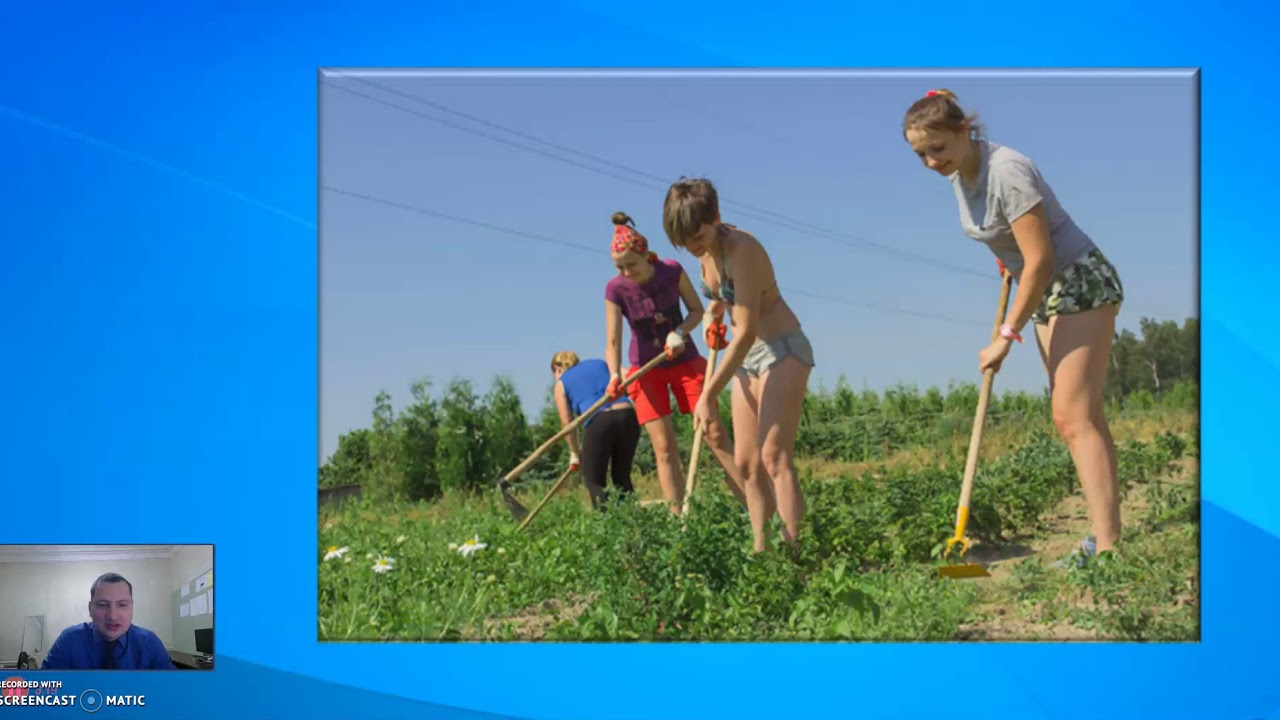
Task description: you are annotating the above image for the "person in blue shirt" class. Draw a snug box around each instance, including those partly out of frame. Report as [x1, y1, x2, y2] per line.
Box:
[551, 350, 641, 510]
[41, 572, 175, 670]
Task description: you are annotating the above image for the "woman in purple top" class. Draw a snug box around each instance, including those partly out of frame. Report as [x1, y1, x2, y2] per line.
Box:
[604, 212, 746, 514]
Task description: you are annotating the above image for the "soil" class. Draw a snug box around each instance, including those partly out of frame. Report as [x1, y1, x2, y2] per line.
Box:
[953, 455, 1197, 641]
[470, 594, 599, 640]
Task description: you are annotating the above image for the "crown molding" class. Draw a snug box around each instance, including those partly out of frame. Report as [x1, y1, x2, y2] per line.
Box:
[0, 545, 180, 564]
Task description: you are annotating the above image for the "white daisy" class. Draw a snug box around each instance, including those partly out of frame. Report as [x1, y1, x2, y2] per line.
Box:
[457, 535, 488, 558]
[372, 556, 395, 573]
[323, 546, 348, 561]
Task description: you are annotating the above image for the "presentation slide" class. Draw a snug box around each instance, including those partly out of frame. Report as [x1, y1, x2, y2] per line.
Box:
[4, 4, 1275, 719]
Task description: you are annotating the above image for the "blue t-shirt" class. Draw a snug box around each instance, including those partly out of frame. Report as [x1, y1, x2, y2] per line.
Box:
[41, 622, 176, 670]
[559, 359, 626, 426]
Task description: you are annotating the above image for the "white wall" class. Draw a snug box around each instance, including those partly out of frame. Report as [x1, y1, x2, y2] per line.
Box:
[169, 546, 213, 593]
[167, 545, 215, 655]
[0, 558, 172, 666]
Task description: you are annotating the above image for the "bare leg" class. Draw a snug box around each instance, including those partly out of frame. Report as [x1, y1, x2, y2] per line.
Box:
[731, 370, 774, 552]
[703, 416, 748, 507]
[1038, 306, 1122, 552]
[755, 356, 811, 545]
[643, 416, 684, 515]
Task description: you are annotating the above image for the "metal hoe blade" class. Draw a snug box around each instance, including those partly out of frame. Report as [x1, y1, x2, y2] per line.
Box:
[498, 480, 530, 522]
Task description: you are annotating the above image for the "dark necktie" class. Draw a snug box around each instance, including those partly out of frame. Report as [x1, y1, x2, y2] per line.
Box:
[103, 640, 117, 669]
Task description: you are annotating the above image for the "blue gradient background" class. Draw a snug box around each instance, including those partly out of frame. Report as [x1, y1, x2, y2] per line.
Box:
[0, 1, 1272, 718]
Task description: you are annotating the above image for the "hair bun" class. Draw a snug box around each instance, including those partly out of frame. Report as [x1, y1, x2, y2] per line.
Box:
[611, 211, 634, 227]
[927, 88, 957, 100]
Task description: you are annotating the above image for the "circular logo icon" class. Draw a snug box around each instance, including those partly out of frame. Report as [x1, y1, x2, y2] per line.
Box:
[2, 676, 28, 697]
[80, 689, 103, 714]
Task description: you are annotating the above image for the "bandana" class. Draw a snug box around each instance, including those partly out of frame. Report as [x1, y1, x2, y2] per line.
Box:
[611, 224, 658, 263]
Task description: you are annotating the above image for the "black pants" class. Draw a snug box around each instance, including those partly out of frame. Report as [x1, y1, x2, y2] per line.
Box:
[580, 406, 641, 509]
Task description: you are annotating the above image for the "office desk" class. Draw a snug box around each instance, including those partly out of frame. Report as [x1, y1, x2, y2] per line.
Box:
[168, 650, 214, 670]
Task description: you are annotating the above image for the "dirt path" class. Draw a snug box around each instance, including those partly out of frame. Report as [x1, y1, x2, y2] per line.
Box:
[953, 455, 1198, 641]
[951, 493, 1105, 640]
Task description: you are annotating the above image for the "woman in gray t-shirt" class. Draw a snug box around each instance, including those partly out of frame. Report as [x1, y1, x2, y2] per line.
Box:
[902, 89, 1126, 564]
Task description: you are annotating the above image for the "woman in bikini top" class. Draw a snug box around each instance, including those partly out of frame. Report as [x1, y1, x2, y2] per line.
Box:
[698, 224, 799, 343]
[663, 177, 814, 555]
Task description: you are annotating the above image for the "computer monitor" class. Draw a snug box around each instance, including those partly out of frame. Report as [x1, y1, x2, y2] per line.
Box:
[194, 628, 213, 656]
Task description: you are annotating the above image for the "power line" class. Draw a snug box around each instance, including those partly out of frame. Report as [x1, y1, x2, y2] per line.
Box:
[322, 186, 600, 256]
[783, 288, 987, 327]
[324, 82, 659, 192]
[322, 73, 993, 280]
[321, 81, 835, 249]
[328, 73, 984, 277]
[322, 184, 986, 329]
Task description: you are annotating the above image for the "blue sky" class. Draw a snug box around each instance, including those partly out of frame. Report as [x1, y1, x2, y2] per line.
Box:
[317, 70, 1196, 464]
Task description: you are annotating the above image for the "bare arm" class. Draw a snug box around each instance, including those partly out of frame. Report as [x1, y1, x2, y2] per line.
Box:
[1003, 203, 1054, 334]
[605, 299, 624, 378]
[553, 380, 581, 457]
[674, 269, 705, 339]
[700, 241, 764, 400]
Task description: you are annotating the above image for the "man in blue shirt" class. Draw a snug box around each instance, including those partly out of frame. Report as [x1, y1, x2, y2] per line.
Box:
[41, 572, 175, 670]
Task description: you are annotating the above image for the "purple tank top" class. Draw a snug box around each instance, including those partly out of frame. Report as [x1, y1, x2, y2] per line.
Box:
[605, 258, 701, 369]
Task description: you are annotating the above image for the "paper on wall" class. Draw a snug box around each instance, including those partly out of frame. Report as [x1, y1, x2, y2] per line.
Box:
[180, 603, 190, 617]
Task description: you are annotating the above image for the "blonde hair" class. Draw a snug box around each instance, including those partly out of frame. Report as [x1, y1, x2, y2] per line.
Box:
[902, 88, 984, 140]
[550, 350, 580, 372]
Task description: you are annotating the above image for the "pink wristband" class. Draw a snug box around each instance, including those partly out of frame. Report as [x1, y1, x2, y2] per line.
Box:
[999, 324, 1023, 343]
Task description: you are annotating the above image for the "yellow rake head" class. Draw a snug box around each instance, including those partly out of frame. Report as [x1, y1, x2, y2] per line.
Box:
[937, 535, 990, 579]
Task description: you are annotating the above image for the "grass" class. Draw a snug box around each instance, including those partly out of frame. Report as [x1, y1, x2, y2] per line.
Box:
[959, 453, 1200, 641]
[318, 407, 1199, 642]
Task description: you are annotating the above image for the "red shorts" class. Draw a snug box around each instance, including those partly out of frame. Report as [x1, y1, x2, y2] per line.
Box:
[625, 355, 708, 426]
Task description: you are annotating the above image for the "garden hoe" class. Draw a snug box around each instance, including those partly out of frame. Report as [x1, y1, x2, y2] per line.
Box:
[515, 466, 576, 531]
[498, 349, 671, 522]
[681, 311, 726, 518]
[938, 265, 1014, 580]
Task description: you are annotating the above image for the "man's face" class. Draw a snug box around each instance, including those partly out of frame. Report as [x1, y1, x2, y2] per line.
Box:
[89, 581, 133, 641]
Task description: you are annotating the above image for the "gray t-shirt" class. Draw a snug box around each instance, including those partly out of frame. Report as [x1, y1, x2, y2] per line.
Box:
[950, 140, 1096, 279]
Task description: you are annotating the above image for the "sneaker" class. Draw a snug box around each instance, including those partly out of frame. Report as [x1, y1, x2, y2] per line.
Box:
[1052, 536, 1097, 569]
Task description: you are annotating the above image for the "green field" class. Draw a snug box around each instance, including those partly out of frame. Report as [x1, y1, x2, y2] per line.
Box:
[318, 349, 1199, 642]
